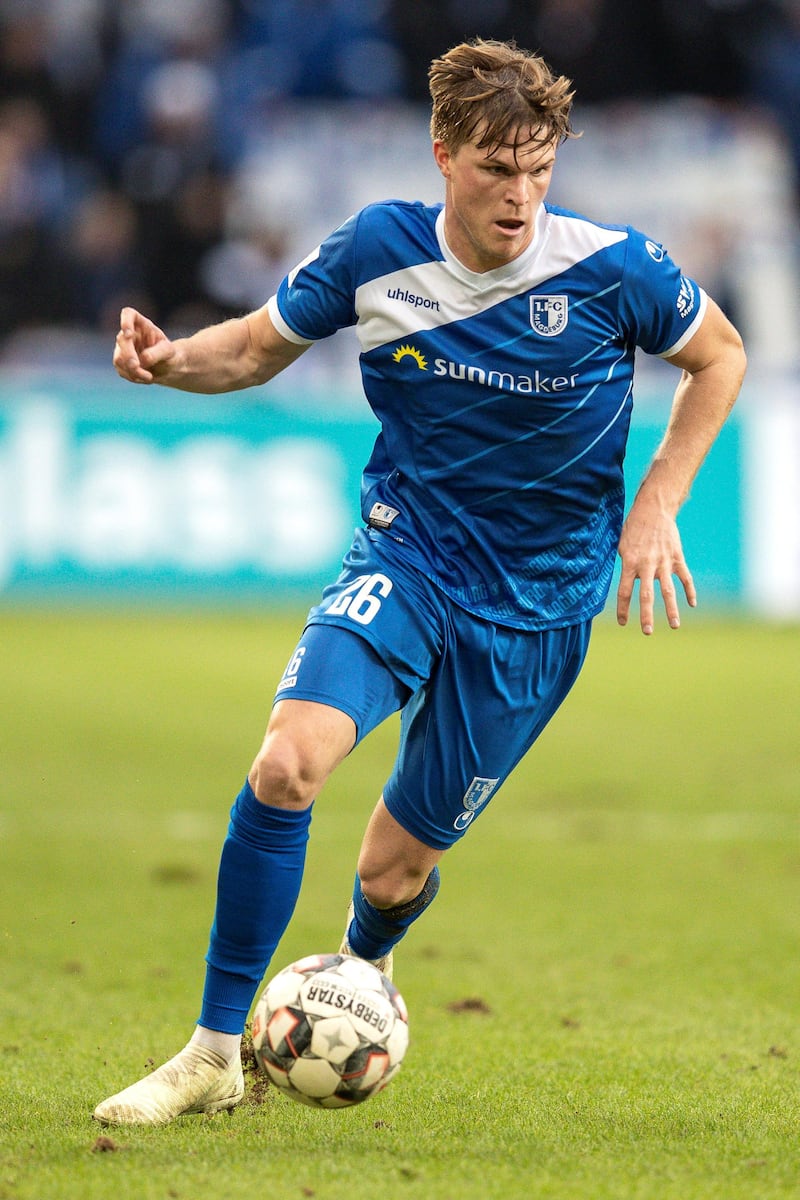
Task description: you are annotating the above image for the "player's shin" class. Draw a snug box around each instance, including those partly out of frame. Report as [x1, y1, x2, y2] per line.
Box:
[199, 779, 312, 1036]
[346, 865, 441, 960]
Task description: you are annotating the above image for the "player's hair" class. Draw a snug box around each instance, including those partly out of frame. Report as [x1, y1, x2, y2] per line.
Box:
[429, 38, 577, 158]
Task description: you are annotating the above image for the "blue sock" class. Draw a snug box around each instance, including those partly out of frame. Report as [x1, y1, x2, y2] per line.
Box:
[347, 866, 440, 959]
[199, 779, 311, 1034]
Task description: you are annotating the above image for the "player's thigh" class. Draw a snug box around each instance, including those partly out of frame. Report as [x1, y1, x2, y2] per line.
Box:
[383, 616, 592, 850]
[274, 532, 444, 744]
[271, 621, 416, 750]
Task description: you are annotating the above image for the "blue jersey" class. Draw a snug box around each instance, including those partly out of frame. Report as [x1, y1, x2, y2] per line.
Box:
[267, 200, 706, 630]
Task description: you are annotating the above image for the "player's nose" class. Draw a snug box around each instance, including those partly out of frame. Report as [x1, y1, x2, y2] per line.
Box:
[505, 173, 530, 207]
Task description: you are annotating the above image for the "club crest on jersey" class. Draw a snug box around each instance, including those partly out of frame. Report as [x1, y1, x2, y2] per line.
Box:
[529, 295, 568, 337]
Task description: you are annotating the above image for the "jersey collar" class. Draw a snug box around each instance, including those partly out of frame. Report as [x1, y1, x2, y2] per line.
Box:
[435, 204, 549, 289]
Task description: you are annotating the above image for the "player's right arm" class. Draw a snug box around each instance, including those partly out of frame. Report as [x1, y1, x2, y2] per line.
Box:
[113, 304, 309, 393]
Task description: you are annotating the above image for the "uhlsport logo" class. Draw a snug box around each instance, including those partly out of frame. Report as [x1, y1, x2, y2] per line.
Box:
[529, 294, 568, 337]
[453, 776, 499, 832]
[387, 286, 441, 313]
[392, 344, 428, 370]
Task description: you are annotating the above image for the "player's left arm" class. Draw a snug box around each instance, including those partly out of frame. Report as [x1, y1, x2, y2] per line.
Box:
[616, 297, 747, 635]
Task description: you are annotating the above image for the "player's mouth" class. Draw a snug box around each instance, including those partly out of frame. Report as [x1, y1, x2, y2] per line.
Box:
[495, 218, 526, 235]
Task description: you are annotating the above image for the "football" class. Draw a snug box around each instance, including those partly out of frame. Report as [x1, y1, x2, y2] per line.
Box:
[251, 953, 409, 1109]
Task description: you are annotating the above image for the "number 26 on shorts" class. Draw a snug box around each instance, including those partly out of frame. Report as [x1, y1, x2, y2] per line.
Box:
[327, 573, 393, 625]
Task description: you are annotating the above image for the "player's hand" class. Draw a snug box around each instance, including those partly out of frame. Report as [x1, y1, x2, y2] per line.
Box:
[615, 500, 696, 635]
[113, 307, 176, 384]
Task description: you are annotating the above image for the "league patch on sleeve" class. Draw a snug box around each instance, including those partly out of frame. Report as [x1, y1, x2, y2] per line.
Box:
[676, 276, 697, 319]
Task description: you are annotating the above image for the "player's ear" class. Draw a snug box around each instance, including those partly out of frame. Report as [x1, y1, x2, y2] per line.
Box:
[432, 140, 451, 179]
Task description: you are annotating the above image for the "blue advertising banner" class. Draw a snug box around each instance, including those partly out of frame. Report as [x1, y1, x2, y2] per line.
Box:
[617, 399, 742, 606]
[0, 377, 743, 607]
[0, 378, 378, 602]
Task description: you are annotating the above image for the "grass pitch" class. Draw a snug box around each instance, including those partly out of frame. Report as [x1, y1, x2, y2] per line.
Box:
[1, 608, 798, 1199]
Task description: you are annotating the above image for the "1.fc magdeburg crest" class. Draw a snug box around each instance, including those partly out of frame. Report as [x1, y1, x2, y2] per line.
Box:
[530, 294, 568, 336]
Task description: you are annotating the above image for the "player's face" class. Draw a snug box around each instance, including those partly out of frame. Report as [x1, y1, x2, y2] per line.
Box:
[434, 128, 556, 273]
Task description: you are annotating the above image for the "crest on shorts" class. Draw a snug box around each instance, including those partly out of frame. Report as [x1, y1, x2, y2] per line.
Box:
[529, 294, 568, 337]
[462, 777, 499, 811]
[454, 777, 499, 832]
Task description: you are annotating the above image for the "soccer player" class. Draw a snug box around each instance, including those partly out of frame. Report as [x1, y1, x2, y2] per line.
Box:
[93, 38, 746, 1125]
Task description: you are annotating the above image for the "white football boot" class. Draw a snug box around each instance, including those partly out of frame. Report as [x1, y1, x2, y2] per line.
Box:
[93, 1044, 244, 1127]
[338, 902, 394, 981]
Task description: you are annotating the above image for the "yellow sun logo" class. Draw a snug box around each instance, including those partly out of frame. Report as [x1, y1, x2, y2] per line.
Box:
[392, 344, 428, 370]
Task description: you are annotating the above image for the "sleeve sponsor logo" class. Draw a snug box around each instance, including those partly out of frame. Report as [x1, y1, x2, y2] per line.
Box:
[676, 276, 696, 319]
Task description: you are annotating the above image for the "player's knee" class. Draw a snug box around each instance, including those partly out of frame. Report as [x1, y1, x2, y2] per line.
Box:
[248, 735, 317, 810]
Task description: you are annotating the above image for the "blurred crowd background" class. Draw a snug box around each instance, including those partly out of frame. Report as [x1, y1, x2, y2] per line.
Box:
[1, 0, 799, 372]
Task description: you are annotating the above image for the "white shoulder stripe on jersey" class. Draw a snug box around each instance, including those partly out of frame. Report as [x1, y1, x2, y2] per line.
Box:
[660, 289, 708, 358]
[543, 214, 629, 276]
[288, 243, 322, 287]
[354, 209, 628, 354]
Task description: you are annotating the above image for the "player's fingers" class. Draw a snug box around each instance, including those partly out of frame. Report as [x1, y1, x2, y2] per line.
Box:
[658, 572, 681, 630]
[138, 337, 176, 380]
[637, 579, 655, 636]
[114, 310, 142, 357]
[615, 569, 634, 626]
[113, 325, 153, 383]
[677, 561, 697, 609]
[660, 557, 697, 629]
[118, 306, 141, 335]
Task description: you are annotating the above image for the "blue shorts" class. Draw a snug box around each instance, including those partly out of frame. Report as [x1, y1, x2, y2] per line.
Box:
[273, 529, 591, 851]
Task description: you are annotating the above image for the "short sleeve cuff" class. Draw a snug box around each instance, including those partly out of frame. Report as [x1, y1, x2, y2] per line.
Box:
[660, 289, 708, 358]
[266, 295, 315, 345]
